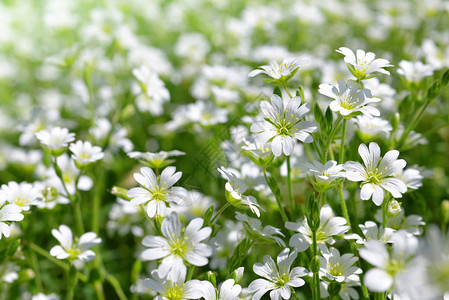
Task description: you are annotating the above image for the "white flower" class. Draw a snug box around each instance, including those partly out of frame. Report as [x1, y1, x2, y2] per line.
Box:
[144, 269, 203, 300]
[0, 204, 24, 239]
[344, 142, 407, 206]
[397, 60, 434, 82]
[303, 160, 345, 191]
[235, 212, 285, 247]
[286, 204, 349, 253]
[336, 47, 393, 80]
[202, 279, 242, 300]
[127, 166, 187, 218]
[31, 293, 60, 300]
[50, 225, 101, 262]
[319, 79, 380, 118]
[394, 167, 423, 191]
[140, 212, 212, 281]
[0, 181, 40, 211]
[248, 248, 308, 300]
[132, 66, 170, 116]
[360, 231, 418, 293]
[319, 247, 362, 282]
[218, 166, 263, 217]
[250, 94, 317, 156]
[35, 127, 75, 156]
[345, 221, 395, 245]
[69, 140, 104, 168]
[354, 115, 392, 139]
[248, 57, 310, 82]
[128, 150, 185, 169]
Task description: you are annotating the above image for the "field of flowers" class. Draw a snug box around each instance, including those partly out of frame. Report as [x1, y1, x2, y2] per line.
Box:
[1, 0, 449, 299]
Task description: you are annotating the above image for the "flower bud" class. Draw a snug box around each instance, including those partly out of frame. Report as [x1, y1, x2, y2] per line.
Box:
[233, 267, 244, 283]
[111, 186, 131, 201]
[310, 255, 320, 273]
[387, 200, 402, 219]
[328, 281, 342, 297]
[442, 200, 449, 224]
[207, 271, 217, 288]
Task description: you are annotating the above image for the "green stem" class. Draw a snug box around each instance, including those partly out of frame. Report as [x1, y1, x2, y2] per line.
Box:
[30, 250, 43, 291]
[282, 82, 293, 98]
[323, 116, 342, 162]
[338, 186, 351, 230]
[105, 272, 128, 300]
[186, 265, 195, 281]
[26, 242, 87, 282]
[74, 199, 84, 235]
[339, 119, 347, 164]
[382, 201, 387, 229]
[66, 265, 78, 300]
[94, 281, 106, 300]
[263, 169, 289, 223]
[286, 156, 295, 216]
[397, 99, 430, 150]
[210, 202, 231, 225]
[311, 228, 320, 300]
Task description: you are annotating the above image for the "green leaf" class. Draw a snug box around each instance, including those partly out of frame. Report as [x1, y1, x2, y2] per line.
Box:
[273, 86, 282, 97]
[325, 106, 333, 133]
[313, 103, 324, 125]
[227, 238, 252, 273]
[203, 205, 215, 226]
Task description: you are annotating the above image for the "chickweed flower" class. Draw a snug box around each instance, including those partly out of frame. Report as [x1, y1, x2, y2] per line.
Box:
[360, 231, 418, 293]
[202, 279, 242, 300]
[132, 65, 170, 116]
[35, 127, 75, 156]
[0, 204, 24, 239]
[218, 166, 263, 217]
[344, 142, 407, 206]
[50, 225, 101, 262]
[248, 248, 308, 300]
[69, 140, 104, 168]
[319, 247, 362, 283]
[143, 269, 203, 300]
[235, 212, 285, 247]
[248, 57, 310, 83]
[286, 204, 349, 253]
[250, 94, 317, 156]
[336, 47, 393, 81]
[141, 212, 212, 281]
[319, 79, 380, 118]
[128, 150, 185, 169]
[303, 160, 345, 192]
[345, 221, 395, 245]
[127, 166, 187, 218]
[397, 60, 434, 83]
[354, 115, 392, 140]
[0, 181, 40, 211]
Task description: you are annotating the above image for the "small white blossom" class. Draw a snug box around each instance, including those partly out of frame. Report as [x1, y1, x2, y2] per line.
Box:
[128, 150, 185, 169]
[50, 225, 101, 262]
[360, 231, 418, 293]
[319, 247, 362, 283]
[248, 57, 310, 82]
[218, 166, 263, 217]
[248, 248, 308, 300]
[35, 127, 75, 156]
[202, 279, 242, 300]
[286, 204, 349, 253]
[144, 269, 203, 300]
[394, 167, 423, 191]
[250, 94, 317, 156]
[235, 212, 285, 247]
[344, 142, 407, 206]
[140, 212, 212, 281]
[336, 47, 393, 80]
[303, 160, 345, 192]
[127, 166, 187, 218]
[354, 115, 392, 139]
[132, 66, 170, 116]
[0, 181, 40, 211]
[345, 221, 395, 245]
[319, 79, 380, 118]
[0, 204, 24, 239]
[69, 140, 104, 168]
[397, 60, 434, 82]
